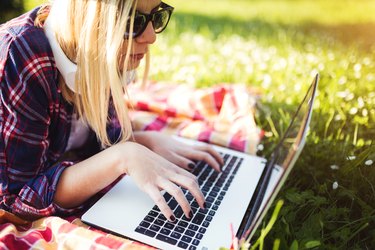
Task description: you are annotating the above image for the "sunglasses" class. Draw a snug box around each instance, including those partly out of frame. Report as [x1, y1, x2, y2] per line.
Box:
[125, 2, 174, 39]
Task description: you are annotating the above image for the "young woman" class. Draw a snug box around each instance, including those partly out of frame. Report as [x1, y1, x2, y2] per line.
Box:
[0, 0, 223, 222]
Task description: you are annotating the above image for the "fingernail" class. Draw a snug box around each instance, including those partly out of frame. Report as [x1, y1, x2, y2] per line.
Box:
[170, 215, 176, 222]
[189, 211, 193, 219]
[188, 163, 195, 169]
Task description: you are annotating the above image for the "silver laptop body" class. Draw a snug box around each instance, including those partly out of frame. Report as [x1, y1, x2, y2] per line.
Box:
[82, 74, 319, 250]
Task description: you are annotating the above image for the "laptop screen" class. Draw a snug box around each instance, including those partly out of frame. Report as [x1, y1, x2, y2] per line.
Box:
[240, 74, 319, 240]
[275, 74, 318, 170]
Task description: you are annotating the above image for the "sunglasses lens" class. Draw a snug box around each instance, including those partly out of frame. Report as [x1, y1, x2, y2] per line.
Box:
[124, 5, 173, 38]
[133, 15, 146, 34]
[153, 10, 170, 33]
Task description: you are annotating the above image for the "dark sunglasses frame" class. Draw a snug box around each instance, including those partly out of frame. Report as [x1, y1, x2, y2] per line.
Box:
[125, 2, 174, 39]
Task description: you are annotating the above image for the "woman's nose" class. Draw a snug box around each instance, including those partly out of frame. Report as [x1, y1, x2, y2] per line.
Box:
[136, 21, 156, 44]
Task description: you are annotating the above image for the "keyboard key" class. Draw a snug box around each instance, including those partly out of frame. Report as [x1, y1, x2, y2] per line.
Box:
[178, 241, 189, 249]
[205, 202, 212, 209]
[150, 224, 160, 232]
[156, 234, 177, 245]
[144, 216, 154, 223]
[186, 193, 194, 201]
[209, 191, 218, 197]
[198, 227, 206, 234]
[144, 230, 157, 237]
[191, 201, 199, 208]
[209, 210, 216, 216]
[135, 226, 146, 234]
[140, 221, 150, 228]
[154, 219, 164, 226]
[192, 239, 200, 246]
[189, 246, 197, 250]
[185, 229, 195, 237]
[148, 210, 159, 217]
[159, 212, 169, 219]
[198, 208, 208, 214]
[170, 232, 182, 240]
[196, 233, 204, 239]
[168, 199, 178, 210]
[175, 226, 185, 234]
[178, 220, 188, 227]
[153, 205, 160, 212]
[163, 192, 172, 202]
[188, 224, 199, 231]
[181, 235, 192, 243]
[174, 207, 184, 218]
[160, 228, 171, 236]
[206, 196, 215, 203]
[202, 221, 210, 228]
[165, 223, 175, 230]
[192, 213, 205, 225]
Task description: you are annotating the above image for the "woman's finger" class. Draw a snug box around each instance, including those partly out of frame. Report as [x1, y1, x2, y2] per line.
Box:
[158, 180, 193, 219]
[194, 144, 224, 166]
[144, 185, 175, 222]
[166, 152, 197, 171]
[171, 173, 206, 210]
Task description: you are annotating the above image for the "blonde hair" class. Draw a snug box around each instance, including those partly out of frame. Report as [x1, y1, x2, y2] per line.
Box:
[36, 0, 148, 147]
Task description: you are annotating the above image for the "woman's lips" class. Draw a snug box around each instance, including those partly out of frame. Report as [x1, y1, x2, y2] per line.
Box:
[131, 53, 144, 61]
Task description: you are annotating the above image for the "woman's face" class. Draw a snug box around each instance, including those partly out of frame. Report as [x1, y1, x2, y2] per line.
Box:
[119, 0, 161, 70]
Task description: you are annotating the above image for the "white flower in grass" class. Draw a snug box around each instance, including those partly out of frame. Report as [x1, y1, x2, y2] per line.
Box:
[257, 144, 264, 151]
[338, 76, 347, 85]
[362, 109, 368, 117]
[354, 63, 362, 72]
[332, 181, 339, 190]
[334, 114, 342, 121]
[349, 107, 358, 115]
[365, 160, 373, 166]
[347, 155, 356, 161]
[357, 97, 365, 108]
[330, 165, 339, 170]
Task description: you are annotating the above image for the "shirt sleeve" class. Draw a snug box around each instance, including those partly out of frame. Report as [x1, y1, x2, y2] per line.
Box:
[106, 101, 123, 145]
[0, 29, 83, 220]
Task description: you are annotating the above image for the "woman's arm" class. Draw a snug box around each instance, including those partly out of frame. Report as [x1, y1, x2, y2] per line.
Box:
[54, 141, 206, 222]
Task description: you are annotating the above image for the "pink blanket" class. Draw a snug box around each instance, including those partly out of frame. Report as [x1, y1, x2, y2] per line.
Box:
[0, 82, 262, 249]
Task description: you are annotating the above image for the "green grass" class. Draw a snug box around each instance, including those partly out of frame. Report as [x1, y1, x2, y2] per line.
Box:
[23, 0, 375, 248]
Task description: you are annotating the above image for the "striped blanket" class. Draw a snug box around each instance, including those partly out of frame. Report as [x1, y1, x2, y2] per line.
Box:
[0, 82, 262, 249]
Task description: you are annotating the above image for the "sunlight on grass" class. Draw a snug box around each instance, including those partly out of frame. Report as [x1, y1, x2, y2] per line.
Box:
[21, 0, 375, 248]
[168, 0, 375, 25]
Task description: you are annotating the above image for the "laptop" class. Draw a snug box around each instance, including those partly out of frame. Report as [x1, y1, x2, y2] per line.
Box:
[82, 74, 319, 249]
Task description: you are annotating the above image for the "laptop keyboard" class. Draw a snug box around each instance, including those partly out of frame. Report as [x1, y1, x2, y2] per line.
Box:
[135, 153, 243, 249]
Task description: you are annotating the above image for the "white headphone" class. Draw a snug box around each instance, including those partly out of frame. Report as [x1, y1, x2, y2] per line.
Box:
[44, 17, 78, 93]
[44, 17, 136, 94]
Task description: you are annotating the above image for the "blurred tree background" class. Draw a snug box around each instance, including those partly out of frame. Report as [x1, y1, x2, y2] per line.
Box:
[0, 0, 24, 23]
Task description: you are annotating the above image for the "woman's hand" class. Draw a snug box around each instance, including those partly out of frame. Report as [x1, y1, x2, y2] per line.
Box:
[114, 141, 206, 222]
[134, 131, 224, 172]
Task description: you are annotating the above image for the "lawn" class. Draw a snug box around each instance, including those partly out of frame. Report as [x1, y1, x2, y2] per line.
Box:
[22, 0, 375, 249]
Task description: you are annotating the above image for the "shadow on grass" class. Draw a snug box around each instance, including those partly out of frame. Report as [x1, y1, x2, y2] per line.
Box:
[171, 13, 375, 51]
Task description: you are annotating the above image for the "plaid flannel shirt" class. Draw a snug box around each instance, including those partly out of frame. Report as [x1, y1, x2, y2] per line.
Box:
[0, 8, 121, 220]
